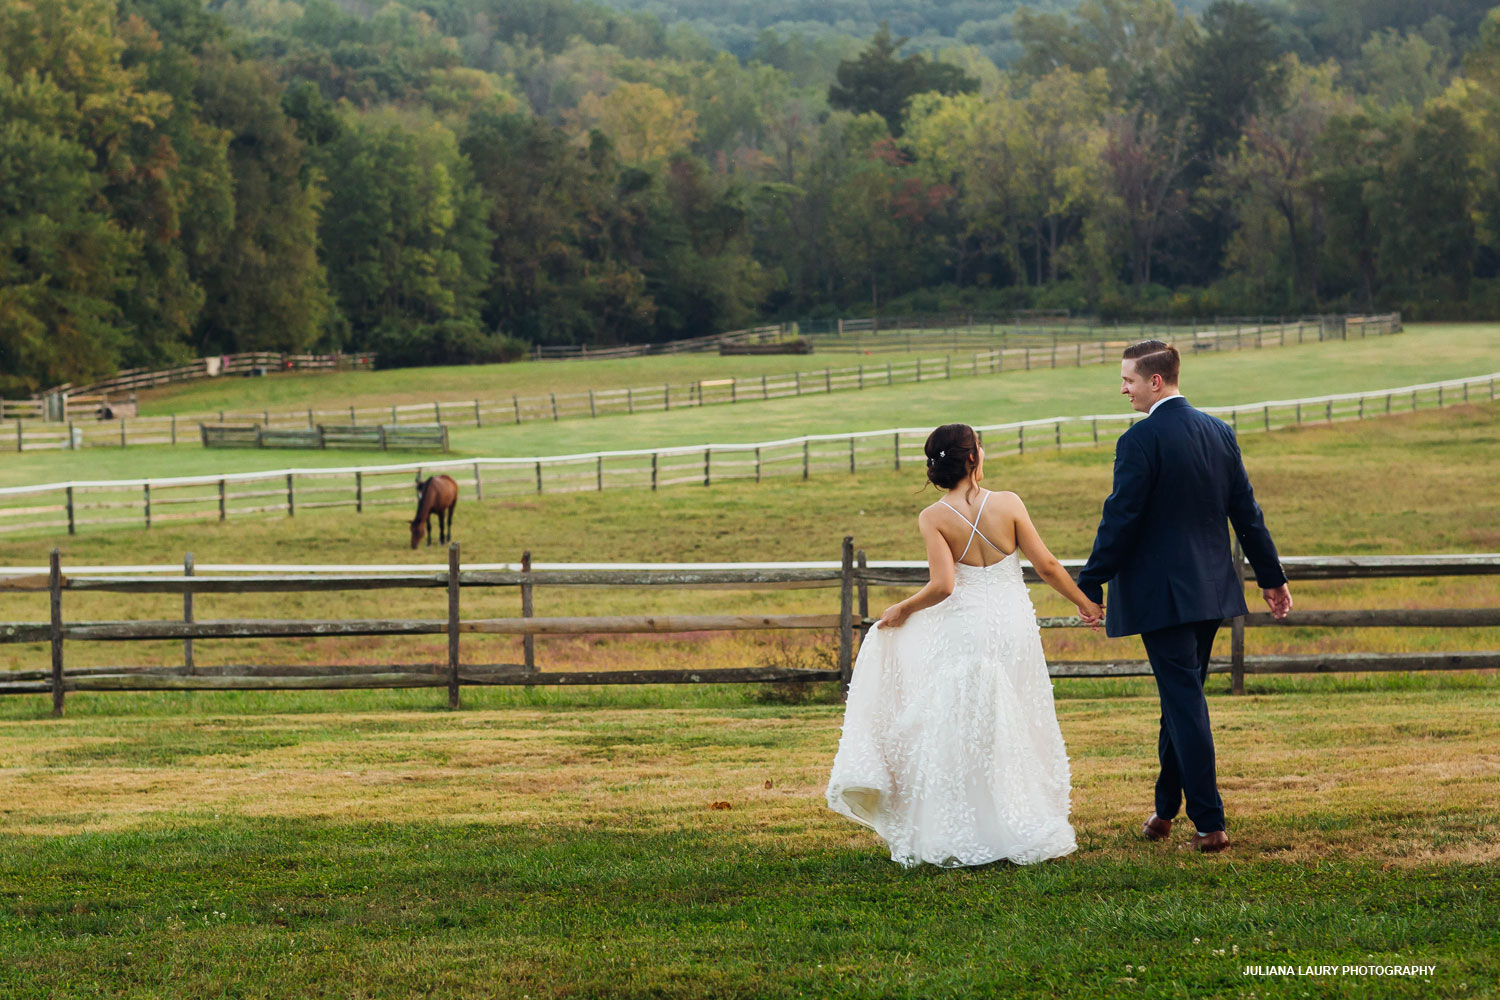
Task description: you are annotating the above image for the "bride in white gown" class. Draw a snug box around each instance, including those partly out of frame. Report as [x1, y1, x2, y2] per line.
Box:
[826, 423, 1105, 868]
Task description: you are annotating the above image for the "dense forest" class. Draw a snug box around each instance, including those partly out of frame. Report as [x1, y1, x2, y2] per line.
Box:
[4, 0, 1500, 394]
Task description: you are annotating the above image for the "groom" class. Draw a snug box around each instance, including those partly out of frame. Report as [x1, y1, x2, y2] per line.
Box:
[1076, 340, 1292, 853]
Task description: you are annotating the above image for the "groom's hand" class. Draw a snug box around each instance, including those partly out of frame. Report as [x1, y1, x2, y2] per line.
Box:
[1263, 584, 1293, 620]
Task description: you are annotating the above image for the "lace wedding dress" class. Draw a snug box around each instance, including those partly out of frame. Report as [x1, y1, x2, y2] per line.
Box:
[826, 494, 1078, 868]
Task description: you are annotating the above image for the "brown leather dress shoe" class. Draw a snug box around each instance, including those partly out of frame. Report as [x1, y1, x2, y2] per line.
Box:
[1142, 813, 1172, 841]
[1194, 831, 1229, 853]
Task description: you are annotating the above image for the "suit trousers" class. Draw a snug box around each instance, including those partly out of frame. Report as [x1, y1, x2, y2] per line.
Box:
[1140, 619, 1226, 834]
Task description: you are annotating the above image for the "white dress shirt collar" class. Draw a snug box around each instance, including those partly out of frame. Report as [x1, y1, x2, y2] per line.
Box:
[1148, 392, 1184, 416]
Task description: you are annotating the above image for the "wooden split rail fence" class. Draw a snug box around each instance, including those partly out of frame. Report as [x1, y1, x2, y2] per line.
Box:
[0, 314, 1401, 452]
[0, 546, 1494, 715]
[200, 423, 449, 451]
[0, 371, 1494, 540]
[801, 314, 1400, 354]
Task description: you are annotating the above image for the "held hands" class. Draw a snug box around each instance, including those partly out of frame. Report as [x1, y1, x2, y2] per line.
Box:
[1263, 583, 1293, 620]
[1076, 599, 1105, 631]
[876, 602, 911, 630]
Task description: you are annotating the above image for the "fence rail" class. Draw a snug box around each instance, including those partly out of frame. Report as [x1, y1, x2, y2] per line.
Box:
[35, 351, 374, 400]
[0, 546, 1494, 712]
[0, 315, 1401, 451]
[0, 370, 1493, 540]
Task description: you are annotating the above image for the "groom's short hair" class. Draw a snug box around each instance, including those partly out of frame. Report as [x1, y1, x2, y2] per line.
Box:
[1122, 340, 1180, 384]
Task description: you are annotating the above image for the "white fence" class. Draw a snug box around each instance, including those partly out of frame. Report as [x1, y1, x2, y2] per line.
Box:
[0, 315, 1401, 452]
[0, 369, 1492, 539]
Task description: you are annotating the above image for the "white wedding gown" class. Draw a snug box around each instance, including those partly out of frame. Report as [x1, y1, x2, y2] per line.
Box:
[826, 495, 1077, 868]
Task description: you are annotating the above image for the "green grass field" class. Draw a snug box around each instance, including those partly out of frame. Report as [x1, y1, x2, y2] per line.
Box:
[6, 323, 1492, 487]
[1, 333, 1496, 998]
[0, 671, 1495, 998]
[127, 320, 1326, 417]
[2, 402, 1496, 679]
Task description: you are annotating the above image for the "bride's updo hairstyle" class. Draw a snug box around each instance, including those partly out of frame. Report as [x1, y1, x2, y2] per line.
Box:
[924, 423, 980, 494]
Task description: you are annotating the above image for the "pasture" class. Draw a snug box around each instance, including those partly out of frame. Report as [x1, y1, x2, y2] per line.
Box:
[1, 338, 1496, 998]
[3, 322, 1492, 488]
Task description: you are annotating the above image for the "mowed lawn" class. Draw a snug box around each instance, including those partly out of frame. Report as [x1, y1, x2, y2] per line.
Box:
[3, 322, 1496, 486]
[0, 672, 1495, 999]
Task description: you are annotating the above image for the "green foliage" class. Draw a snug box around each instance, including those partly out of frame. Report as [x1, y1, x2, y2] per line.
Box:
[827, 23, 979, 136]
[8, 0, 1500, 400]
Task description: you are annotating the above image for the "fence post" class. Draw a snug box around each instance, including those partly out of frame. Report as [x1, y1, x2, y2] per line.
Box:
[1054, 421, 1061, 450]
[795, 371, 802, 396]
[447, 542, 461, 710]
[65, 486, 75, 535]
[650, 452, 659, 491]
[1231, 537, 1246, 696]
[218, 479, 226, 520]
[356, 471, 363, 512]
[1018, 424, 1025, 455]
[120, 418, 127, 447]
[521, 550, 535, 672]
[535, 461, 543, 494]
[754, 447, 761, 483]
[664, 384, 670, 410]
[50, 548, 64, 717]
[802, 440, 810, 480]
[839, 536, 855, 696]
[1264, 405, 1270, 431]
[856, 549, 870, 642]
[627, 387, 635, 414]
[144, 484, 151, 528]
[513, 394, 521, 424]
[703, 449, 711, 487]
[15, 420, 20, 452]
[893, 432, 901, 470]
[887, 362, 893, 386]
[550, 393, 558, 421]
[473, 462, 484, 501]
[183, 552, 195, 675]
[171, 414, 177, 446]
[286, 474, 294, 516]
[474, 399, 483, 427]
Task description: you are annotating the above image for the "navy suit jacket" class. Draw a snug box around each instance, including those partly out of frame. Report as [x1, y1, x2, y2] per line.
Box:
[1077, 396, 1287, 637]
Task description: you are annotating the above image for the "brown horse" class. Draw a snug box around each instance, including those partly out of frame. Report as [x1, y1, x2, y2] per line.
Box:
[410, 474, 458, 549]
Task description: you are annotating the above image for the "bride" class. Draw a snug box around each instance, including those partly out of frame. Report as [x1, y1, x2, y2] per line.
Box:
[826, 423, 1104, 868]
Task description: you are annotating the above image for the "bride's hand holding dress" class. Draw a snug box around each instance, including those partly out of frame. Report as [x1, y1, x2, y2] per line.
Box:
[826, 423, 1088, 869]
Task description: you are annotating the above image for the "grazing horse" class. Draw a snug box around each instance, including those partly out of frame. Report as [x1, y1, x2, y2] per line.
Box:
[410, 474, 458, 549]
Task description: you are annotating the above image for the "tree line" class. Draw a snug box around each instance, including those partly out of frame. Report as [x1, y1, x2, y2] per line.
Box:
[3, 0, 1499, 395]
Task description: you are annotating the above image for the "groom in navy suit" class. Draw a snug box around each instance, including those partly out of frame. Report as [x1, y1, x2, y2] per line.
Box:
[1077, 340, 1292, 853]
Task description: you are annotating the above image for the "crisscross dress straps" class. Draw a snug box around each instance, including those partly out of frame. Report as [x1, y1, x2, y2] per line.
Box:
[936, 490, 1006, 562]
